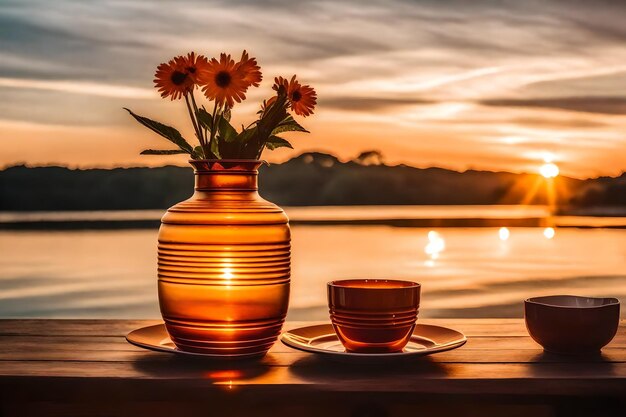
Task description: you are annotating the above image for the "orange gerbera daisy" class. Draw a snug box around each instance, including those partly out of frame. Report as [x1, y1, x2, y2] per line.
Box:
[272, 76, 289, 94]
[274, 75, 317, 117]
[199, 53, 249, 108]
[182, 52, 209, 85]
[236, 50, 262, 88]
[154, 55, 195, 100]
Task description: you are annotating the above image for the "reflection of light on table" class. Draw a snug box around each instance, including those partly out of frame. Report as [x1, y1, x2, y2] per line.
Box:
[544, 227, 556, 239]
[425, 231, 445, 266]
[205, 370, 240, 389]
[207, 370, 241, 379]
[499, 227, 510, 241]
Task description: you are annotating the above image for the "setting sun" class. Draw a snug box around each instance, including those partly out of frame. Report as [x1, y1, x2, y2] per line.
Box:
[540, 162, 560, 179]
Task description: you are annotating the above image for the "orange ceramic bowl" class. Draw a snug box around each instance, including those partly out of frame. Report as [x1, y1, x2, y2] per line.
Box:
[525, 295, 620, 355]
[328, 279, 420, 353]
[329, 309, 418, 319]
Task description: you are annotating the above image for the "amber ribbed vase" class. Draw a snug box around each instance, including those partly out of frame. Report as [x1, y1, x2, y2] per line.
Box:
[157, 160, 290, 359]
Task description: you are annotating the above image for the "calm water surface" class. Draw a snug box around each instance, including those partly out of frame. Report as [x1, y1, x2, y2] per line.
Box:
[0, 207, 625, 319]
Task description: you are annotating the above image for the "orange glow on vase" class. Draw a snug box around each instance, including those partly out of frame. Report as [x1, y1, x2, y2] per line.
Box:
[157, 160, 290, 359]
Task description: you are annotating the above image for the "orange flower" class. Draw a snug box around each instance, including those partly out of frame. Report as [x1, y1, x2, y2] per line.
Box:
[199, 53, 249, 108]
[153, 52, 208, 100]
[272, 76, 289, 94]
[236, 50, 262, 88]
[182, 52, 209, 85]
[274, 75, 317, 117]
[153, 56, 194, 100]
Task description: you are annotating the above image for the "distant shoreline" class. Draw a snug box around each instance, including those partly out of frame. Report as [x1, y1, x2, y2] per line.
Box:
[0, 218, 550, 230]
[2, 153, 625, 210]
[2, 205, 626, 230]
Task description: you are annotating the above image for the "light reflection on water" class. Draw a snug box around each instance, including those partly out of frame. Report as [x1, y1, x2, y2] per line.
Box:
[0, 225, 624, 319]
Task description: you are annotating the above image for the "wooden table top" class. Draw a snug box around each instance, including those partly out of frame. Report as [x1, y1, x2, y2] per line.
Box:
[1, 318, 625, 399]
[3, 318, 626, 416]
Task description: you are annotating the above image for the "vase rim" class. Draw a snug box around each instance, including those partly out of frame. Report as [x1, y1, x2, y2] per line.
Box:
[189, 159, 265, 163]
[189, 159, 265, 173]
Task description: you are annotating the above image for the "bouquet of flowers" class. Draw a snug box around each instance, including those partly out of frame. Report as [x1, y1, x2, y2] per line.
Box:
[126, 51, 317, 160]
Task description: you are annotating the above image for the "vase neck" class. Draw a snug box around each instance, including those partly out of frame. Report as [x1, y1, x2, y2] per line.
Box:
[194, 170, 258, 191]
[190, 160, 262, 192]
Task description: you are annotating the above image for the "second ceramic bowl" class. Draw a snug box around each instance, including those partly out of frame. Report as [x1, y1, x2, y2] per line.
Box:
[525, 295, 620, 355]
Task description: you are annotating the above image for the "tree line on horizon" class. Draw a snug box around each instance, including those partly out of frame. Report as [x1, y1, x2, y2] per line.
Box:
[0, 151, 625, 211]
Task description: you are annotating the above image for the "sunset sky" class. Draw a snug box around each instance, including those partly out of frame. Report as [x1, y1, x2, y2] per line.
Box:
[1, 0, 626, 178]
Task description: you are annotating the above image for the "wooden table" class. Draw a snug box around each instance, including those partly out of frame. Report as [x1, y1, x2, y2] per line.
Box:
[1, 319, 624, 417]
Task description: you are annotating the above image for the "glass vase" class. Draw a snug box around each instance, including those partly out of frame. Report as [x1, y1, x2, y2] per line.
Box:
[157, 160, 290, 359]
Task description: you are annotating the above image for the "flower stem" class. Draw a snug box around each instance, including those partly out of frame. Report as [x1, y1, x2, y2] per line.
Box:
[184, 94, 204, 157]
[190, 92, 203, 141]
[189, 91, 208, 157]
[257, 143, 266, 159]
[208, 100, 220, 158]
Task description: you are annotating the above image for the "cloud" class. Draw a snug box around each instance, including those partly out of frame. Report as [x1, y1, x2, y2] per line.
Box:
[480, 97, 626, 115]
[508, 117, 607, 129]
[0, 77, 153, 99]
[321, 97, 435, 111]
[521, 70, 626, 98]
[1, 0, 626, 175]
[434, 115, 607, 129]
[0, 87, 153, 127]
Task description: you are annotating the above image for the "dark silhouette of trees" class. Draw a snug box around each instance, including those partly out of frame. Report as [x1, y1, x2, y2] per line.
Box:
[0, 152, 622, 211]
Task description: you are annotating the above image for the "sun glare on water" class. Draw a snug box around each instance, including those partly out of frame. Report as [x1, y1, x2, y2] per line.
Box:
[425, 231, 446, 266]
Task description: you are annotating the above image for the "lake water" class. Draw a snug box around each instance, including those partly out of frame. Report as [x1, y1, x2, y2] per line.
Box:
[1, 206, 625, 319]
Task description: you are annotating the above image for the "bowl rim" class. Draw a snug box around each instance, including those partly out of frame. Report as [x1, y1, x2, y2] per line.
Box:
[525, 295, 620, 309]
[328, 279, 420, 290]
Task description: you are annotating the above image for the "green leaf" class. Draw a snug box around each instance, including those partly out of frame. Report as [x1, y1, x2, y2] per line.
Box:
[265, 135, 293, 151]
[193, 146, 205, 159]
[140, 149, 189, 155]
[272, 115, 309, 135]
[257, 93, 288, 141]
[125, 108, 193, 154]
[210, 138, 221, 159]
[222, 107, 232, 122]
[218, 117, 238, 142]
[235, 126, 258, 144]
[196, 108, 213, 132]
[242, 92, 289, 158]
[238, 127, 262, 159]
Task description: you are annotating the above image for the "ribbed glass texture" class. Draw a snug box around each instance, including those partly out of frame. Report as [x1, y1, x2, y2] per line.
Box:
[158, 160, 290, 359]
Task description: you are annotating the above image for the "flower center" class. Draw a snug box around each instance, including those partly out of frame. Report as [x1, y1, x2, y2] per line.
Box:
[215, 71, 231, 88]
[170, 71, 187, 85]
[291, 90, 302, 102]
[186, 66, 196, 74]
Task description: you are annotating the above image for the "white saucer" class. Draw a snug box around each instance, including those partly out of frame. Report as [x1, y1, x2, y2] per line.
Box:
[126, 324, 265, 360]
[281, 323, 466, 363]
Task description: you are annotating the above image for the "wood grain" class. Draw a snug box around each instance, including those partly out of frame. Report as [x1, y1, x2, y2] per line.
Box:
[1, 319, 625, 417]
